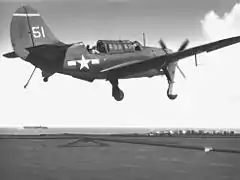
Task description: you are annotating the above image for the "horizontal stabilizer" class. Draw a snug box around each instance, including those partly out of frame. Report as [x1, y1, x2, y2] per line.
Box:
[2, 51, 18, 58]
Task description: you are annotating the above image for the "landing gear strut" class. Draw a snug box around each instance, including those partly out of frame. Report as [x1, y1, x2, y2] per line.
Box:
[163, 66, 178, 100]
[109, 79, 124, 101]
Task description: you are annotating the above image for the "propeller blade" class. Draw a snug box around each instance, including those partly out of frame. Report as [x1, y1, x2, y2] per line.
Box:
[176, 64, 186, 79]
[158, 39, 188, 79]
[159, 39, 169, 54]
[178, 39, 189, 52]
[159, 39, 167, 50]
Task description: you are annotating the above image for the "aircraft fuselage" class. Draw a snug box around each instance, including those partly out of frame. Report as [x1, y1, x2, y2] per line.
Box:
[60, 43, 168, 82]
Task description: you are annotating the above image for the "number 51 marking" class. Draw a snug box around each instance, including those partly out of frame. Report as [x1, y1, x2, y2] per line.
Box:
[32, 26, 46, 38]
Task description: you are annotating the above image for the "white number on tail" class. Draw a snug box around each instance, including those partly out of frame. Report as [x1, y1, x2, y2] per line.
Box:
[32, 26, 46, 38]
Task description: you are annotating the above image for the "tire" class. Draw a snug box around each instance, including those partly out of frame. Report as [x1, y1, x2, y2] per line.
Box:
[112, 86, 124, 101]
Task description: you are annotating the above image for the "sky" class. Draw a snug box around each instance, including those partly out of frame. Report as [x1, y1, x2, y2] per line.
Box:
[0, 0, 240, 128]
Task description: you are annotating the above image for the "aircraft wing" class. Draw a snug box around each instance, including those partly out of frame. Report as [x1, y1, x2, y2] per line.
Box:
[166, 35, 240, 62]
[102, 36, 240, 78]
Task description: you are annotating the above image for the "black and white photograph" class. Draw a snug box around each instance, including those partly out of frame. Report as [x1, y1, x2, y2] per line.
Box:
[0, 0, 240, 179]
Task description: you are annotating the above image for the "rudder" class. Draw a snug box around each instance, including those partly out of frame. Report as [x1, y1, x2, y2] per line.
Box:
[11, 5, 63, 59]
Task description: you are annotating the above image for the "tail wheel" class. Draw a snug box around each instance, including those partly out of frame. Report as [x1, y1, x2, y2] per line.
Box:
[43, 77, 48, 82]
[112, 86, 124, 101]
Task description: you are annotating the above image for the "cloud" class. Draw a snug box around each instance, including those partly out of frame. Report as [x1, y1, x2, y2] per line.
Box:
[199, 3, 240, 96]
[180, 3, 240, 128]
[201, 3, 240, 41]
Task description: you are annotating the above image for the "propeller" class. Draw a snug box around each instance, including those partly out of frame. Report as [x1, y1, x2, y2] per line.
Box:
[177, 39, 189, 52]
[159, 39, 167, 51]
[159, 39, 189, 79]
[176, 64, 186, 79]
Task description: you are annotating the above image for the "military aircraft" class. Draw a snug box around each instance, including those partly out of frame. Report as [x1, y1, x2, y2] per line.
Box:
[3, 5, 240, 101]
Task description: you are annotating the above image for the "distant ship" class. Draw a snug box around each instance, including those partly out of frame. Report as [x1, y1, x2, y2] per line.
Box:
[23, 126, 48, 129]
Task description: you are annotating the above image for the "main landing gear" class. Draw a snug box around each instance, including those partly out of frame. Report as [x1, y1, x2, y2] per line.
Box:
[109, 79, 124, 101]
[162, 66, 178, 100]
[167, 82, 178, 100]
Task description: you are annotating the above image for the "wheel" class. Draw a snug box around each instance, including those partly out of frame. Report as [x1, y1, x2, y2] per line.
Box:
[43, 77, 48, 82]
[167, 93, 178, 100]
[112, 86, 124, 101]
[167, 87, 178, 100]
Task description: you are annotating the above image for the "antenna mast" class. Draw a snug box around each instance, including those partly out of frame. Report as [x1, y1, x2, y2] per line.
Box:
[142, 32, 146, 47]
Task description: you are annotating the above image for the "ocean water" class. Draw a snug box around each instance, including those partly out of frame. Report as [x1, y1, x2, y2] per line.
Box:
[1, 127, 239, 135]
[0, 127, 151, 135]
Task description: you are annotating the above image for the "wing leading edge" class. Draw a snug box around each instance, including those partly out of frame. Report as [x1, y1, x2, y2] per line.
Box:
[167, 35, 240, 63]
[102, 36, 240, 78]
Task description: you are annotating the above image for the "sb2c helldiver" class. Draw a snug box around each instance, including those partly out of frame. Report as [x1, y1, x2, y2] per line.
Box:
[3, 5, 240, 101]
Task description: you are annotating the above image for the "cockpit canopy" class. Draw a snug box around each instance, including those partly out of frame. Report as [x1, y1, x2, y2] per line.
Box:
[96, 40, 143, 54]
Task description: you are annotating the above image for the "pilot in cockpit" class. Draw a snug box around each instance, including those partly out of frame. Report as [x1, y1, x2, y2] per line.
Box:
[86, 45, 99, 54]
[86, 45, 91, 53]
[91, 46, 100, 54]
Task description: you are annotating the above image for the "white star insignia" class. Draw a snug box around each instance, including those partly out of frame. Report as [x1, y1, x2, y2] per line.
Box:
[78, 54, 90, 70]
[67, 54, 100, 70]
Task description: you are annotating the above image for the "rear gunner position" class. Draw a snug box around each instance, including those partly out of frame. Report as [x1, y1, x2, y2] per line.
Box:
[3, 5, 240, 101]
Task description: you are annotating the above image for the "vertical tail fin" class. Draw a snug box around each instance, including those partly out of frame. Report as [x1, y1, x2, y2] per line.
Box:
[10, 5, 64, 59]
